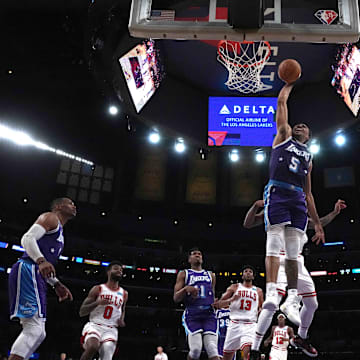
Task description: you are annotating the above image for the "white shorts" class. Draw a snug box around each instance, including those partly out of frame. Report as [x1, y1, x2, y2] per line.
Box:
[223, 321, 256, 353]
[81, 322, 118, 348]
[269, 347, 288, 360]
[276, 259, 316, 298]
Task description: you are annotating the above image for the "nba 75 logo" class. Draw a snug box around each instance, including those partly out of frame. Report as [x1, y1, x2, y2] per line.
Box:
[314, 10, 338, 25]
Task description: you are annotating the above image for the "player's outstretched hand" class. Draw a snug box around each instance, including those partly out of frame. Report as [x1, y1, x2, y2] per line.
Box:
[38, 261, 56, 278]
[312, 223, 325, 245]
[185, 285, 199, 299]
[55, 282, 73, 302]
[334, 199, 347, 214]
[118, 319, 126, 328]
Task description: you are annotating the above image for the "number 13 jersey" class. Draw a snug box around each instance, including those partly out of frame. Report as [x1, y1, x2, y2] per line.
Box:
[90, 284, 125, 327]
[229, 283, 258, 322]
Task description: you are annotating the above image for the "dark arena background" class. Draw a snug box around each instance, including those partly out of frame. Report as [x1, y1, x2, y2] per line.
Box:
[0, 1, 360, 360]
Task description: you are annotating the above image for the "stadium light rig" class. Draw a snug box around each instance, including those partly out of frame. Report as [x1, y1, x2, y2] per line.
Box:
[0, 123, 94, 165]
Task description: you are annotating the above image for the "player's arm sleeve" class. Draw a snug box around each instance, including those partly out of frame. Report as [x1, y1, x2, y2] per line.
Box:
[79, 286, 101, 317]
[21, 212, 60, 264]
[21, 224, 46, 262]
[173, 271, 187, 303]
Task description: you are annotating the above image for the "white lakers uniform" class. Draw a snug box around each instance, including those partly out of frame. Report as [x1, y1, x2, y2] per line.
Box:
[276, 234, 316, 299]
[82, 284, 125, 346]
[223, 283, 259, 353]
[270, 326, 289, 360]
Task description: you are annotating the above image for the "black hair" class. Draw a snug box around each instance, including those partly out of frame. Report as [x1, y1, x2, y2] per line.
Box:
[188, 247, 202, 256]
[242, 264, 256, 277]
[50, 197, 68, 211]
[107, 260, 123, 272]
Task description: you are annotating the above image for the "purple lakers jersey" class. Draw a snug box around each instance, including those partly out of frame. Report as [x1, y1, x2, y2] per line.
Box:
[22, 223, 64, 265]
[216, 308, 230, 337]
[269, 137, 312, 189]
[184, 269, 214, 313]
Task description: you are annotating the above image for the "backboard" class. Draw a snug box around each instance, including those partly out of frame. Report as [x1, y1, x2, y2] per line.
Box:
[129, 0, 359, 43]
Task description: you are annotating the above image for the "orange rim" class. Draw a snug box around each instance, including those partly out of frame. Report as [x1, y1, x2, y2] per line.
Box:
[217, 40, 271, 68]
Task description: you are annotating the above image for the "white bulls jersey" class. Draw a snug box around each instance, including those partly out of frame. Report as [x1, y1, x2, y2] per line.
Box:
[272, 325, 290, 351]
[229, 283, 259, 322]
[89, 284, 125, 327]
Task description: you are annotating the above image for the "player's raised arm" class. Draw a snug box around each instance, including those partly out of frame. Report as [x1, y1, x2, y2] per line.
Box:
[304, 164, 325, 245]
[308, 199, 347, 229]
[272, 84, 294, 148]
[79, 285, 103, 317]
[243, 200, 265, 228]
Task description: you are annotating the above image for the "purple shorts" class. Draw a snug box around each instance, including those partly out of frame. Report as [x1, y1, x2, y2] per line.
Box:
[8, 259, 47, 320]
[182, 308, 218, 335]
[264, 182, 308, 232]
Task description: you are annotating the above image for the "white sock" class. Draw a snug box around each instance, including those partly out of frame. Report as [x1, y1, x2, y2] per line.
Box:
[288, 288, 298, 297]
[266, 282, 276, 294]
[298, 296, 318, 339]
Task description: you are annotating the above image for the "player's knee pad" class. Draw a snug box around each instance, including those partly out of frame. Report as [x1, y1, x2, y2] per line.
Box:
[284, 228, 301, 260]
[188, 333, 202, 360]
[266, 226, 284, 257]
[99, 341, 117, 360]
[302, 296, 318, 312]
[11, 316, 46, 358]
[203, 334, 218, 358]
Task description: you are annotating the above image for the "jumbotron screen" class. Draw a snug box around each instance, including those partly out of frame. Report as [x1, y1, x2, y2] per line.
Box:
[119, 40, 163, 113]
[208, 97, 277, 147]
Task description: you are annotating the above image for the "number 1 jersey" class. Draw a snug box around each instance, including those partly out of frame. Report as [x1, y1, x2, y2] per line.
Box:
[89, 284, 125, 327]
[184, 269, 214, 314]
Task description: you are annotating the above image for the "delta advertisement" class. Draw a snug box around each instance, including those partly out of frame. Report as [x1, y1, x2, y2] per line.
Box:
[208, 97, 277, 147]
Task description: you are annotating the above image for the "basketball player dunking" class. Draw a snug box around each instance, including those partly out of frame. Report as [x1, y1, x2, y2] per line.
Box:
[261, 83, 324, 321]
[245, 199, 346, 358]
[79, 261, 128, 360]
[264, 314, 294, 360]
[213, 266, 263, 360]
[174, 248, 220, 360]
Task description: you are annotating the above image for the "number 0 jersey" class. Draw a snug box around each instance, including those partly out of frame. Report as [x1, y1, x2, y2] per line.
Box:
[184, 269, 214, 314]
[269, 137, 312, 190]
[229, 283, 259, 322]
[89, 284, 125, 327]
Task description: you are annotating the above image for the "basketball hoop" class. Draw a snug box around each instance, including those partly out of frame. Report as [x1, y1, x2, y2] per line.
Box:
[217, 40, 271, 94]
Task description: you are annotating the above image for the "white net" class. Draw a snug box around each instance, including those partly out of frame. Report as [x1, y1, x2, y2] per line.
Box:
[217, 41, 271, 94]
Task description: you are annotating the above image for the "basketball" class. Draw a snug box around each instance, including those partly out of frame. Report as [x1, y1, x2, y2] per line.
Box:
[278, 59, 302, 83]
